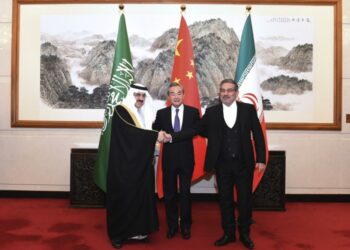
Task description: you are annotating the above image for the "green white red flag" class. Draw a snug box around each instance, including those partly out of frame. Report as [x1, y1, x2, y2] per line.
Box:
[234, 14, 269, 192]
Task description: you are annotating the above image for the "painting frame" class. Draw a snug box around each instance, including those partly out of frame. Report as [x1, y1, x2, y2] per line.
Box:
[11, 0, 342, 129]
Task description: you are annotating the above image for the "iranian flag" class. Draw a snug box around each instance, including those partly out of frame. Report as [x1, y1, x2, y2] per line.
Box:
[94, 13, 135, 192]
[157, 15, 206, 198]
[234, 14, 269, 192]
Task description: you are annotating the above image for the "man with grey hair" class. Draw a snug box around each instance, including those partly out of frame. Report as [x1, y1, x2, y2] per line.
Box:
[153, 82, 200, 240]
[107, 83, 163, 249]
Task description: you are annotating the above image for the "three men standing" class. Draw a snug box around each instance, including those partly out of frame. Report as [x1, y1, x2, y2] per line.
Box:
[107, 79, 266, 250]
[153, 83, 200, 240]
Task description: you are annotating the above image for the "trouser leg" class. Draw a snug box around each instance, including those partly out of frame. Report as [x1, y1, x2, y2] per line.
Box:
[235, 168, 254, 235]
[179, 169, 193, 229]
[163, 168, 179, 230]
[216, 166, 235, 235]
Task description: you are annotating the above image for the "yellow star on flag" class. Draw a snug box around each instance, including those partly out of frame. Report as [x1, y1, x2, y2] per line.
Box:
[175, 39, 183, 57]
[186, 71, 193, 79]
[174, 77, 181, 83]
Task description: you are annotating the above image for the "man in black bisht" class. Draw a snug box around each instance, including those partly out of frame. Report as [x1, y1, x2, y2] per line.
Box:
[107, 83, 164, 249]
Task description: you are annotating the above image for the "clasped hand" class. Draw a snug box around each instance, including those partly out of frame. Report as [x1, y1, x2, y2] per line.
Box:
[256, 163, 266, 173]
[157, 131, 172, 143]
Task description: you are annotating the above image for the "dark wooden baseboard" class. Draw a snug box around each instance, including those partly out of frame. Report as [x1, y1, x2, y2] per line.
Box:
[192, 194, 350, 203]
[70, 150, 287, 210]
[1, 191, 349, 203]
[285, 194, 350, 202]
[0, 191, 69, 198]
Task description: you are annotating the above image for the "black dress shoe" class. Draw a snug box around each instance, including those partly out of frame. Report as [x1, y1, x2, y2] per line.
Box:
[166, 228, 178, 239]
[111, 238, 123, 249]
[181, 227, 191, 240]
[214, 234, 236, 246]
[240, 234, 254, 249]
[141, 236, 149, 243]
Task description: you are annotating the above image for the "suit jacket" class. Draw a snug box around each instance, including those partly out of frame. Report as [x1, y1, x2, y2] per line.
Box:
[172, 102, 266, 172]
[153, 105, 200, 169]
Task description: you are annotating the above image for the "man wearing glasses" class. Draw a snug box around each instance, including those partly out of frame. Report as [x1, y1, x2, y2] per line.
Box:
[153, 82, 200, 240]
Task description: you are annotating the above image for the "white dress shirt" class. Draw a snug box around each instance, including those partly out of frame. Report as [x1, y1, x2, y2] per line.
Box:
[223, 101, 237, 128]
[137, 108, 146, 129]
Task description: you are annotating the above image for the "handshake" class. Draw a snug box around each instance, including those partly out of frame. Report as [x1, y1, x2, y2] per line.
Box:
[157, 131, 172, 143]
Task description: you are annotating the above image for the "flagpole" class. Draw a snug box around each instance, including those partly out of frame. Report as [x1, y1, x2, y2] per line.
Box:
[246, 5, 252, 12]
[119, 3, 124, 13]
[180, 4, 186, 15]
[180, 4, 186, 12]
[246, 5, 251, 17]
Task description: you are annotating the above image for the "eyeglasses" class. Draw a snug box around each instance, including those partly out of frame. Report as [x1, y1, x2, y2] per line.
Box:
[219, 88, 236, 94]
[134, 93, 146, 98]
[169, 92, 183, 97]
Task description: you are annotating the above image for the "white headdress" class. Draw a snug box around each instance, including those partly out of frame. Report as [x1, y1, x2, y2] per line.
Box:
[121, 83, 154, 129]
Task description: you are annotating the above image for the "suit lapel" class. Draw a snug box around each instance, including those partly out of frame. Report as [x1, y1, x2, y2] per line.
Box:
[216, 104, 224, 139]
[182, 106, 188, 129]
[237, 102, 246, 131]
[165, 107, 174, 132]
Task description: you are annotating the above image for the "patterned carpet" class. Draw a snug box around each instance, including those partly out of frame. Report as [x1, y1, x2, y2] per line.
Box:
[1, 199, 350, 250]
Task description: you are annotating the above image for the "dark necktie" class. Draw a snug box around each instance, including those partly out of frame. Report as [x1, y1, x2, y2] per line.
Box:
[174, 108, 180, 132]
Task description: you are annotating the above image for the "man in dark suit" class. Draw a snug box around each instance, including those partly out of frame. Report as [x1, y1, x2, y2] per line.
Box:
[169, 79, 266, 249]
[153, 82, 200, 240]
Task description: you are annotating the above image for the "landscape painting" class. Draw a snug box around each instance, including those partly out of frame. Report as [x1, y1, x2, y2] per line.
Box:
[40, 14, 313, 113]
[12, 1, 340, 129]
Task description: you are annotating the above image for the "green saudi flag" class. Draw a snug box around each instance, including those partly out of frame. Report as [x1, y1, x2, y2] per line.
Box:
[94, 13, 134, 192]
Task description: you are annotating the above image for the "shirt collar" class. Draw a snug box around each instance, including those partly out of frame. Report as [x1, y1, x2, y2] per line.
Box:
[222, 101, 237, 111]
[172, 104, 184, 112]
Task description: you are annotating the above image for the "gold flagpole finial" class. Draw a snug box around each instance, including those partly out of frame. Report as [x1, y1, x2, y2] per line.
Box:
[246, 5, 252, 13]
[119, 3, 124, 13]
[181, 4, 186, 13]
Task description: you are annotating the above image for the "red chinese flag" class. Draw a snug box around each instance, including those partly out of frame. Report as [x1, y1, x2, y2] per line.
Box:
[157, 16, 206, 198]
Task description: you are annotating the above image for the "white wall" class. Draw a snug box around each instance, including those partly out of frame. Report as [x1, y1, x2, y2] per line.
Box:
[0, 0, 349, 194]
